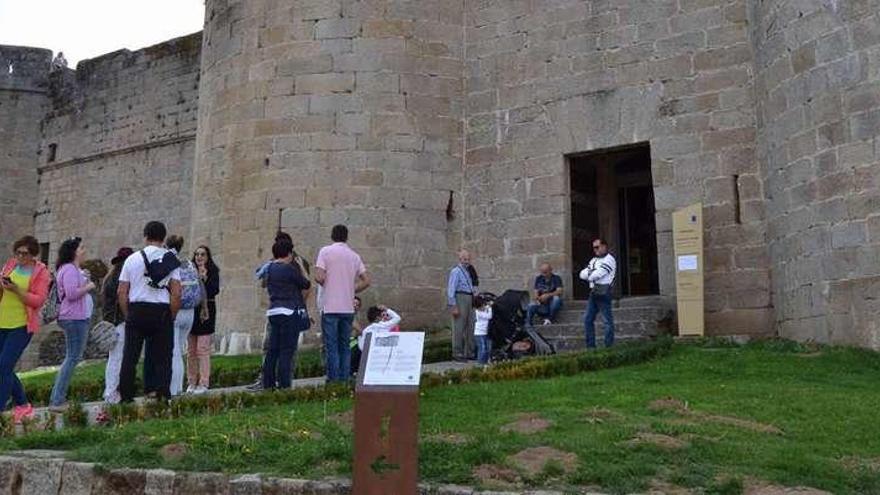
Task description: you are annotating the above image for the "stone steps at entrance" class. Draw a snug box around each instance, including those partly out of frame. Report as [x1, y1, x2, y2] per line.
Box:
[528, 296, 673, 351]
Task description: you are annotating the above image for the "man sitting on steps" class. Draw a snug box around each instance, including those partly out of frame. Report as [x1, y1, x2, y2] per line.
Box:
[526, 263, 564, 327]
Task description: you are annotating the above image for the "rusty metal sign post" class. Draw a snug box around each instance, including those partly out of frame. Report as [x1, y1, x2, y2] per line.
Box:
[353, 332, 425, 495]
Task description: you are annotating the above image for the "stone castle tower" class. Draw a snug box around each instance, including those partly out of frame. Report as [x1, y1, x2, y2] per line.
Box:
[0, 47, 50, 255]
[2, 0, 879, 349]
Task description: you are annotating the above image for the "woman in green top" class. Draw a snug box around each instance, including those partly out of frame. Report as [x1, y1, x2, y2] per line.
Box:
[0, 236, 51, 423]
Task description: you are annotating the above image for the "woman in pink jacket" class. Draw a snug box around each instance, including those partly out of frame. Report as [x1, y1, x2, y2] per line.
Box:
[0, 236, 51, 423]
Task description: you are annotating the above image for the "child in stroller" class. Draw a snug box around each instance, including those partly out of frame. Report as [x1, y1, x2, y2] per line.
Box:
[482, 290, 556, 362]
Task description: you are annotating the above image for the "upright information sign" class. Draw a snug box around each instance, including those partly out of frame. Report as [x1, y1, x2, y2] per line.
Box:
[353, 332, 425, 495]
[672, 203, 705, 336]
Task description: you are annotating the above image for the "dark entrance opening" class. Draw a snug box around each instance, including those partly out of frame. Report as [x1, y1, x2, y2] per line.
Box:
[569, 143, 659, 300]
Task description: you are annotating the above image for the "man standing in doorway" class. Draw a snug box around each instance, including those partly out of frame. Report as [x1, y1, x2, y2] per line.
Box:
[526, 263, 564, 327]
[315, 225, 370, 383]
[579, 238, 616, 348]
[447, 249, 478, 362]
[117, 221, 182, 402]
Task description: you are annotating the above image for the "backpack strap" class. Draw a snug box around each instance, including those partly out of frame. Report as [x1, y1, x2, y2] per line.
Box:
[140, 250, 150, 278]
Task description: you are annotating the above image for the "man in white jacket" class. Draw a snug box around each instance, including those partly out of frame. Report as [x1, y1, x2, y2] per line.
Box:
[579, 238, 616, 348]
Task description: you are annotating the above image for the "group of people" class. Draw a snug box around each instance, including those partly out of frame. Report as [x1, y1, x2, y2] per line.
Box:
[447, 238, 618, 365]
[0, 217, 618, 422]
[107, 224, 220, 404]
[255, 224, 403, 389]
[0, 221, 220, 423]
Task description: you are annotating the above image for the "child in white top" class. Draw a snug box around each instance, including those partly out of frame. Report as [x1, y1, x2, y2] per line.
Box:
[358, 305, 401, 351]
[473, 295, 493, 365]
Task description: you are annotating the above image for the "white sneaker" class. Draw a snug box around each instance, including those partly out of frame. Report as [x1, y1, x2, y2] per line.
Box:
[193, 386, 208, 395]
[185, 385, 196, 394]
[542, 319, 552, 325]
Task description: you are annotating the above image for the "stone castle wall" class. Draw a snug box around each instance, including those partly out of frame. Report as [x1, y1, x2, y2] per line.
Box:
[462, 0, 773, 335]
[2, 0, 880, 347]
[33, 34, 201, 265]
[192, 0, 464, 335]
[0, 46, 50, 253]
[751, 0, 880, 347]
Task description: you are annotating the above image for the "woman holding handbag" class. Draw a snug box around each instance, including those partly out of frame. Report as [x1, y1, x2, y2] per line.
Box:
[262, 239, 310, 390]
[187, 245, 220, 394]
[49, 236, 96, 412]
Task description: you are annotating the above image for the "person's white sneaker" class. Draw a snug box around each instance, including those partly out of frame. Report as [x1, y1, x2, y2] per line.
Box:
[185, 385, 196, 394]
[542, 319, 552, 326]
[193, 386, 208, 395]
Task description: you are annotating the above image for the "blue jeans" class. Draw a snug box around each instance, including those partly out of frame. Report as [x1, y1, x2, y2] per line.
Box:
[527, 296, 563, 326]
[475, 335, 491, 365]
[263, 314, 302, 389]
[584, 293, 615, 348]
[0, 327, 32, 410]
[322, 313, 353, 383]
[50, 319, 90, 406]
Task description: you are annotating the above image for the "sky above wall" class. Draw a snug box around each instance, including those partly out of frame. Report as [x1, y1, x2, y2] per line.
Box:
[0, 0, 205, 66]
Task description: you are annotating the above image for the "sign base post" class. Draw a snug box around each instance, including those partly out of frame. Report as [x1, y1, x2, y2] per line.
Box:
[352, 333, 424, 495]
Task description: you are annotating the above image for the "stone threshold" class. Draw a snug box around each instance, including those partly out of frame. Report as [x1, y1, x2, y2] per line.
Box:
[0, 450, 605, 495]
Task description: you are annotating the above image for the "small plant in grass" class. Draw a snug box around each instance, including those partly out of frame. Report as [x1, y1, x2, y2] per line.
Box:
[707, 476, 744, 495]
[62, 401, 88, 428]
[541, 459, 566, 478]
[0, 413, 11, 437]
[38, 412, 56, 432]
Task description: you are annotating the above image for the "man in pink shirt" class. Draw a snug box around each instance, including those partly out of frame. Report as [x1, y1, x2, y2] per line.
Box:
[315, 225, 370, 382]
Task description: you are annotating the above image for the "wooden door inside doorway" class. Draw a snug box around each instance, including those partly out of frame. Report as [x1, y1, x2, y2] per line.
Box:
[569, 143, 659, 300]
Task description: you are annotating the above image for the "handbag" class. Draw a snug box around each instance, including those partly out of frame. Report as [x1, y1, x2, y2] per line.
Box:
[198, 278, 211, 323]
[591, 284, 610, 297]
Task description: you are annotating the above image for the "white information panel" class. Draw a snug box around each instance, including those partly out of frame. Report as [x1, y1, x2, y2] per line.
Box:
[362, 332, 425, 386]
[677, 254, 698, 271]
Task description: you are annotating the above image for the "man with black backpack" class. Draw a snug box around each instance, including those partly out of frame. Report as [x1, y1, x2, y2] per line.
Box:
[117, 221, 182, 402]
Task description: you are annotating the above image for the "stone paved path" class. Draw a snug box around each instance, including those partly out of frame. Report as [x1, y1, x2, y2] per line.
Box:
[26, 360, 475, 430]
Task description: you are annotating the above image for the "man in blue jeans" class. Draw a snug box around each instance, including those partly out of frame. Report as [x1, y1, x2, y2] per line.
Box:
[526, 263, 564, 327]
[579, 239, 617, 348]
[315, 225, 370, 383]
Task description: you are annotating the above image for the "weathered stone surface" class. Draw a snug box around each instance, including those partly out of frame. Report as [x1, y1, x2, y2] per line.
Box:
[144, 469, 177, 495]
[0, 47, 49, 255]
[59, 462, 98, 495]
[0, 455, 23, 494]
[4, 0, 879, 351]
[173, 471, 229, 494]
[18, 457, 64, 494]
[230, 474, 263, 495]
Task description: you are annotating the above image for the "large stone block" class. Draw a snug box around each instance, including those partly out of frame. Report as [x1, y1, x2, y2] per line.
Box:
[144, 469, 177, 495]
[59, 462, 98, 495]
[173, 472, 229, 495]
[296, 73, 355, 94]
[18, 457, 64, 494]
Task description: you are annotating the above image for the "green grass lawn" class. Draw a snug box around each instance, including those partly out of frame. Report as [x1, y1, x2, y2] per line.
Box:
[5, 341, 880, 494]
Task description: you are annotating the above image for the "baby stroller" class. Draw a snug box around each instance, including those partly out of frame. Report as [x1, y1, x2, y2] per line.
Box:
[484, 289, 556, 361]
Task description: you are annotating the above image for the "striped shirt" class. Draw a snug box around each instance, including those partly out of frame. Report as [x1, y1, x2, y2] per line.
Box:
[446, 264, 476, 306]
[579, 254, 616, 288]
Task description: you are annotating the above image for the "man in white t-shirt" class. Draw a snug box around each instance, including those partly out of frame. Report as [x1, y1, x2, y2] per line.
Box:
[117, 221, 182, 402]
